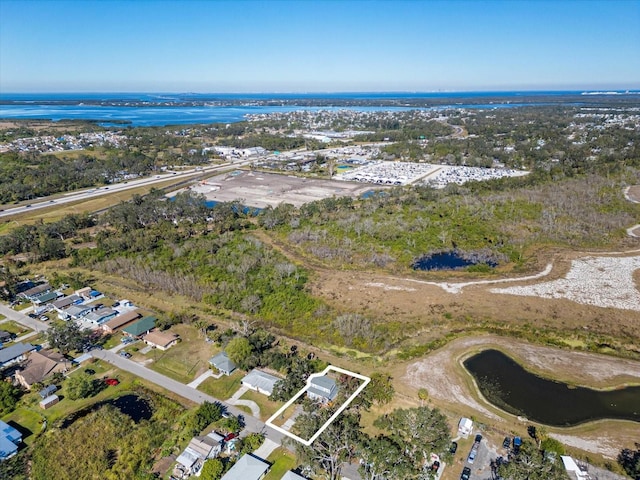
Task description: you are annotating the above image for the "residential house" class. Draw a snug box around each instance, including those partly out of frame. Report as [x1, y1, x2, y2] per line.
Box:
[458, 417, 473, 437]
[122, 316, 156, 338]
[18, 283, 51, 301]
[561, 456, 590, 480]
[221, 453, 270, 480]
[52, 294, 82, 313]
[39, 394, 60, 410]
[31, 290, 60, 306]
[282, 471, 308, 480]
[0, 420, 22, 460]
[241, 369, 281, 396]
[101, 310, 141, 334]
[0, 331, 13, 343]
[15, 350, 68, 389]
[307, 375, 338, 403]
[0, 342, 36, 369]
[142, 330, 180, 350]
[59, 304, 95, 321]
[84, 307, 118, 326]
[209, 351, 236, 376]
[175, 433, 224, 476]
[75, 287, 92, 300]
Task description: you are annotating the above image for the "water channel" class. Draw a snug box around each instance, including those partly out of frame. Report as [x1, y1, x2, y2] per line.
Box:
[464, 349, 640, 426]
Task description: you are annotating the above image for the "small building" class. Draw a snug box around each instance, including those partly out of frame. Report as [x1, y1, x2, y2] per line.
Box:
[0, 331, 13, 343]
[220, 453, 270, 480]
[84, 307, 118, 326]
[38, 384, 58, 399]
[142, 330, 180, 350]
[32, 290, 60, 305]
[52, 294, 82, 312]
[209, 351, 236, 376]
[0, 342, 36, 369]
[0, 420, 22, 460]
[282, 471, 308, 480]
[458, 417, 473, 437]
[60, 304, 95, 321]
[39, 394, 60, 410]
[561, 456, 590, 480]
[307, 375, 338, 403]
[75, 287, 92, 299]
[175, 434, 223, 475]
[122, 316, 156, 338]
[18, 283, 51, 301]
[242, 369, 280, 396]
[101, 310, 141, 334]
[15, 350, 68, 389]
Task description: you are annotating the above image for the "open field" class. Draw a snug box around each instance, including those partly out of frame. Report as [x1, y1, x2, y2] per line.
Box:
[184, 169, 375, 208]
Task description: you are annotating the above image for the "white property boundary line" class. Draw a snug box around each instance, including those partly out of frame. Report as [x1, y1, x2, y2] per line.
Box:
[266, 365, 370, 446]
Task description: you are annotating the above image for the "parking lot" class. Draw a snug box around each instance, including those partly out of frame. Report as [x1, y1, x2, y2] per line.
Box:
[450, 435, 502, 480]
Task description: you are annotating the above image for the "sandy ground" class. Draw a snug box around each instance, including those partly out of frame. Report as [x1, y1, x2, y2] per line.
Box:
[403, 335, 640, 458]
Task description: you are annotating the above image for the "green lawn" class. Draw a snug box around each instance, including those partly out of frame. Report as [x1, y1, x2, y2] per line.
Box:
[1, 407, 45, 446]
[240, 389, 283, 421]
[197, 371, 243, 400]
[147, 324, 215, 383]
[0, 320, 30, 336]
[263, 448, 298, 480]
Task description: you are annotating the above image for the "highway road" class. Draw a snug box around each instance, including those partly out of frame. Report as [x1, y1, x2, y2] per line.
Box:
[0, 161, 246, 220]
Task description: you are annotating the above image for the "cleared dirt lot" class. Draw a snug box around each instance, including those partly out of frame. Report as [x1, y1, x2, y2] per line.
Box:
[188, 170, 376, 208]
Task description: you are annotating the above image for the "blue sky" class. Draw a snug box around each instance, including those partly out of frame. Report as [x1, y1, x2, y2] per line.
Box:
[0, 0, 638, 92]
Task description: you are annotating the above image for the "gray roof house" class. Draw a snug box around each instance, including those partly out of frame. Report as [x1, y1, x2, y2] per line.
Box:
[221, 453, 270, 480]
[307, 375, 338, 403]
[176, 434, 223, 475]
[52, 294, 82, 311]
[241, 369, 281, 396]
[209, 351, 236, 376]
[0, 342, 36, 369]
[84, 307, 118, 325]
[60, 304, 94, 321]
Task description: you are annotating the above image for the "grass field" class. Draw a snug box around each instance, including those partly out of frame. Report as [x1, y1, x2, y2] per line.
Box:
[263, 448, 298, 480]
[147, 324, 215, 383]
[0, 320, 30, 336]
[240, 389, 283, 421]
[197, 371, 243, 400]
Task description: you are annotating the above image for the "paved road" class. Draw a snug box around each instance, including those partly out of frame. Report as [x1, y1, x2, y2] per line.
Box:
[0, 161, 246, 219]
[90, 349, 286, 445]
[0, 303, 49, 333]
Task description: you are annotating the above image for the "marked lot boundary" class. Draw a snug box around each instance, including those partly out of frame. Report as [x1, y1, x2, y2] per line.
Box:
[266, 365, 370, 446]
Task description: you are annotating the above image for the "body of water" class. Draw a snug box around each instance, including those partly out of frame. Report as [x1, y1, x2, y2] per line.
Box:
[412, 251, 498, 271]
[59, 394, 153, 428]
[464, 349, 640, 426]
[0, 90, 612, 127]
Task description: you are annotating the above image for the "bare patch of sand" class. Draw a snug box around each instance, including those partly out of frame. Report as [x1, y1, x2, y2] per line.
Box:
[491, 255, 640, 311]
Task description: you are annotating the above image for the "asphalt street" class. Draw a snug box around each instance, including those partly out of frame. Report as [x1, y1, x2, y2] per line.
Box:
[0, 303, 49, 333]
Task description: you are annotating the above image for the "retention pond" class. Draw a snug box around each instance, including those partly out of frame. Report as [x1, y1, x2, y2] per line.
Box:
[464, 349, 640, 426]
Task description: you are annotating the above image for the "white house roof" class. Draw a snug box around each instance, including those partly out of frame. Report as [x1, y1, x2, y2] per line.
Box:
[242, 369, 280, 395]
[282, 471, 308, 480]
[221, 454, 269, 480]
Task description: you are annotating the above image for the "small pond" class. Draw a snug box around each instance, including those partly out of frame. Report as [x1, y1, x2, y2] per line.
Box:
[464, 349, 640, 426]
[60, 394, 153, 428]
[412, 251, 497, 271]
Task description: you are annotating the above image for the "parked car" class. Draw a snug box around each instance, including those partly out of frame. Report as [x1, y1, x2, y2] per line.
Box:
[119, 351, 132, 358]
[513, 436, 522, 453]
[104, 378, 119, 386]
[28, 313, 38, 319]
[467, 449, 477, 464]
[223, 432, 238, 442]
[460, 467, 471, 480]
[450, 441, 458, 454]
[431, 460, 440, 472]
[503, 436, 511, 449]
[475, 434, 483, 443]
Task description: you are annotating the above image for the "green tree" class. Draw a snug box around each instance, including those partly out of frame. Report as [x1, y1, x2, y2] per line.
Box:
[47, 321, 92, 355]
[225, 337, 253, 365]
[239, 433, 265, 454]
[497, 439, 567, 480]
[618, 443, 640, 480]
[200, 458, 224, 480]
[358, 434, 407, 480]
[0, 380, 21, 415]
[373, 406, 451, 471]
[365, 373, 395, 405]
[66, 373, 97, 400]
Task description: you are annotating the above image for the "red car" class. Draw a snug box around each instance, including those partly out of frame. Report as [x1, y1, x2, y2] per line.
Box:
[104, 378, 119, 386]
[223, 432, 238, 442]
